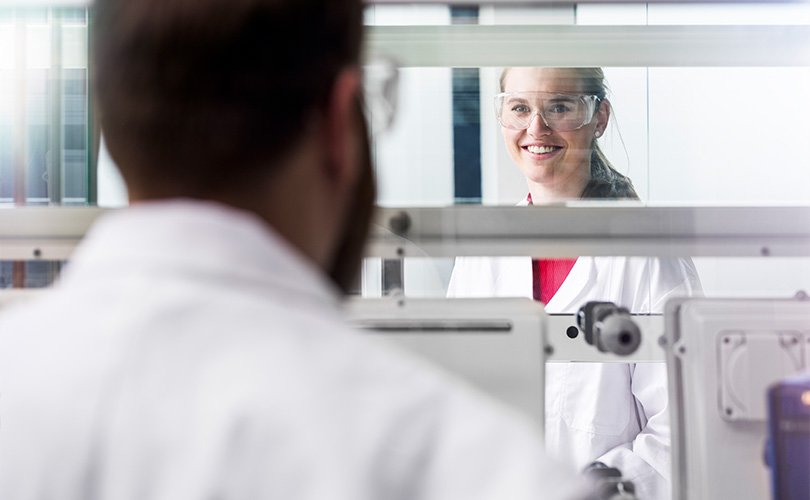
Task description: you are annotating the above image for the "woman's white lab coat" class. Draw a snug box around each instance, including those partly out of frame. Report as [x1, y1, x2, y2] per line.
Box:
[447, 254, 702, 500]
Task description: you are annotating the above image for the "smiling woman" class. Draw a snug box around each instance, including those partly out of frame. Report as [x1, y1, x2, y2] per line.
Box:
[497, 67, 637, 202]
[447, 67, 703, 500]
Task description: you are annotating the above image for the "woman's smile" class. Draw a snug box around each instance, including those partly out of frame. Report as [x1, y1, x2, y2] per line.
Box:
[522, 143, 563, 159]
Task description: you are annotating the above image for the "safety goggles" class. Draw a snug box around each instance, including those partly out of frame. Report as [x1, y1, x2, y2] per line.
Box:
[494, 92, 601, 132]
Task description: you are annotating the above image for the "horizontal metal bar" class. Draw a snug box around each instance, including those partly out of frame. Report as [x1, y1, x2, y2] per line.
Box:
[369, 237, 810, 258]
[5, 205, 810, 260]
[366, 24, 810, 67]
[0, 206, 104, 238]
[0, 206, 104, 261]
[369, 205, 810, 258]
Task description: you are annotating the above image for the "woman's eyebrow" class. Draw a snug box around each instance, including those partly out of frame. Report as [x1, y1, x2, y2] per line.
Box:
[506, 96, 529, 103]
[547, 95, 577, 103]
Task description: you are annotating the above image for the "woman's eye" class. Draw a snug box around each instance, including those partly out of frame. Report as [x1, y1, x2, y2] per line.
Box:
[511, 104, 530, 114]
[548, 103, 573, 114]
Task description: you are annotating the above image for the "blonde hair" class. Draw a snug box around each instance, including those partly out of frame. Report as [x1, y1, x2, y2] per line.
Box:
[499, 68, 638, 200]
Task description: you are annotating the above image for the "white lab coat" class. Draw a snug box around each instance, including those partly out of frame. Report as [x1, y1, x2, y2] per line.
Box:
[0, 200, 581, 500]
[448, 252, 702, 500]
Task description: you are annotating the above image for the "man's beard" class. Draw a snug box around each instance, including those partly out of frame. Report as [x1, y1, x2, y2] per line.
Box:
[327, 97, 376, 295]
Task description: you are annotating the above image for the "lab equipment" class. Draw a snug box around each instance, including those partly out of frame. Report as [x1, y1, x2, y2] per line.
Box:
[347, 296, 547, 430]
[664, 296, 810, 500]
[576, 301, 642, 356]
[766, 375, 810, 500]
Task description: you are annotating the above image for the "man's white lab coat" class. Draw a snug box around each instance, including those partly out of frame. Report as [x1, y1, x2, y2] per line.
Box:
[448, 254, 702, 500]
[0, 201, 579, 500]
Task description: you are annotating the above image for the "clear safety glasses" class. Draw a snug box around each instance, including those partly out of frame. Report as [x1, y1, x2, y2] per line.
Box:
[363, 57, 399, 133]
[494, 92, 601, 132]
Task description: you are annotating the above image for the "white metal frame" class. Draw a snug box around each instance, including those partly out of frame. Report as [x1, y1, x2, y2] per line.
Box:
[370, 205, 810, 258]
[5, 205, 810, 261]
[366, 24, 810, 67]
[0, 206, 104, 260]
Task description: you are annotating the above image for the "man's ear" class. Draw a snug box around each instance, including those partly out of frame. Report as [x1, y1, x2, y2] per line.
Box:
[323, 66, 362, 186]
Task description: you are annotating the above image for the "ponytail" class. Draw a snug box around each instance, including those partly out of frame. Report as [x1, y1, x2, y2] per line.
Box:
[581, 143, 639, 200]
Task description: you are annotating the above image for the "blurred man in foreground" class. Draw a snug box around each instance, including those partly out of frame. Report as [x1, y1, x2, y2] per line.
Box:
[0, 0, 580, 498]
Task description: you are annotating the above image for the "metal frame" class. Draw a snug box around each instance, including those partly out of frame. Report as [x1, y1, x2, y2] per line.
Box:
[0, 206, 103, 260]
[370, 205, 810, 258]
[547, 313, 664, 362]
[6, 205, 810, 260]
[366, 24, 810, 68]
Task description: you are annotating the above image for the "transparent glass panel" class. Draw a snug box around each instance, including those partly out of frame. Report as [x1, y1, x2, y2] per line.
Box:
[647, 3, 810, 25]
[370, 66, 810, 206]
[365, 4, 452, 26]
[696, 257, 810, 298]
[648, 67, 810, 203]
[362, 257, 456, 298]
[365, 3, 810, 208]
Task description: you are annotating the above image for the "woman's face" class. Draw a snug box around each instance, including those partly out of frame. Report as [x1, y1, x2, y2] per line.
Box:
[500, 68, 609, 193]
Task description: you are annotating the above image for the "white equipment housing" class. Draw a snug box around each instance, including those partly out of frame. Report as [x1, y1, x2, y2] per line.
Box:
[664, 297, 810, 500]
[346, 297, 547, 431]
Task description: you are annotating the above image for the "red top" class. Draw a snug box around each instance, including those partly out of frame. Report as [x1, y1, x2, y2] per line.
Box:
[527, 193, 577, 304]
[532, 258, 577, 304]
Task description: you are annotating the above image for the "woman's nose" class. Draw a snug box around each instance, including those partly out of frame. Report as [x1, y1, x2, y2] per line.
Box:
[526, 113, 551, 137]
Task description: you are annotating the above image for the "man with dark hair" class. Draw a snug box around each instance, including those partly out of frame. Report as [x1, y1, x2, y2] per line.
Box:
[0, 1, 579, 498]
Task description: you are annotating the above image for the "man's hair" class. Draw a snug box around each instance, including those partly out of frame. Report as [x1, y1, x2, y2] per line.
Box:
[94, 0, 363, 197]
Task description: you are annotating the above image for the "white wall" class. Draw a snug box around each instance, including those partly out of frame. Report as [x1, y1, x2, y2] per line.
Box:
[647, 67, 810, 204]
